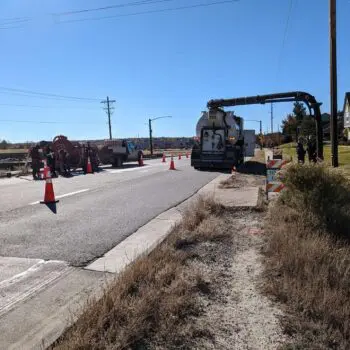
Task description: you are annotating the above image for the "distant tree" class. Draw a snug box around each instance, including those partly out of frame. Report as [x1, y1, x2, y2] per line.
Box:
[300, 116, 316, 138]
[282, 113, 298, 140]
[0, 140, 8, 149]
[293, 102, 307, 123]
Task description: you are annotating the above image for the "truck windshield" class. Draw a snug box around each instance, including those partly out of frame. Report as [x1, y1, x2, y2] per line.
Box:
[127, 141, 135, 153]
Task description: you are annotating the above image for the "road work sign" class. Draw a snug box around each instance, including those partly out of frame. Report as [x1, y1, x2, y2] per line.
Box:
[266, 169, 278, 182]
[266, 159, 288, 196]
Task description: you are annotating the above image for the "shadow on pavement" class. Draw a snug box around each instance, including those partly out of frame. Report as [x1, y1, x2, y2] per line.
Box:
[43, 202, 57, 214]
[237, 161, 266, 175]
[101, 163, 144, 170]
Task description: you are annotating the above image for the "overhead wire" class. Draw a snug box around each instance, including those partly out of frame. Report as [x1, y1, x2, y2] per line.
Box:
[54, 0, 177, 16]
[276, 0, 294, 80]
[0, 87, 100, 102]
[0, 119, 103, 125]
[0, 103, 101, 110]
[56, 0, 238, 24]
[0, 0, 237, 27]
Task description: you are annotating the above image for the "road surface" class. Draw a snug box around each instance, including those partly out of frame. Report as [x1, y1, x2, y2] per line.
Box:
[0, 158, 219, 266]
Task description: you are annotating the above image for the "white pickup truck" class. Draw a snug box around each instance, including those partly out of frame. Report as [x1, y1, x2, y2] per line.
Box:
[98, 139, 143, 167]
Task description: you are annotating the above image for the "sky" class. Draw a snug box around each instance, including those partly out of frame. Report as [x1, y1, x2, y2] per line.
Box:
[0, 0, 349, 142]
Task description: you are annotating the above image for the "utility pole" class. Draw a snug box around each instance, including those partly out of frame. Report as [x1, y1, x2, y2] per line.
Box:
[148, 116, 172, 156]
[270, 103, 274, 134]
[330, 0, 339, 167]
[101, 96, 116, 140]
[260, 120, 263, 150]
[148, 118, 153, 156]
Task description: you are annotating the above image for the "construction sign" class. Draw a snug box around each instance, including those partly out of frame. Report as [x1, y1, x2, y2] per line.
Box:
[266, 159, 288, 195]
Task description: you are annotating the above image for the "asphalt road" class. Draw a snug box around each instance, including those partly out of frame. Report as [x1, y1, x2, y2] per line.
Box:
[0, 158, 219, 266]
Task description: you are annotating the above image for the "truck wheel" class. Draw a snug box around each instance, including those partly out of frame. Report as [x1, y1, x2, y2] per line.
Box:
[113, 157, 123, 167]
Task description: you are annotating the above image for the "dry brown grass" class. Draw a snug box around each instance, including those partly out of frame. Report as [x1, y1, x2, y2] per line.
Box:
[263, 164, 350, 349]
[52, 197, 228, 350]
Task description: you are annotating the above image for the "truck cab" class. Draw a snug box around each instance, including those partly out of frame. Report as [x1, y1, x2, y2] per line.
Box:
[99, 140, 143, 167]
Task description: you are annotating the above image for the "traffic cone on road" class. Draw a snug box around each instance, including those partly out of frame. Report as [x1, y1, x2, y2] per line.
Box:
[231, 166, 237, 174]
[43, 161, 49, 180]
[178, 153, 182, 160]
[162, 153, 166, 163]
[138, 153, 144, 166]
[169, 156, 176, 170]
[186, 152, 189, 159]
[40, 168, 59, 204]
[86, 156, 93, 174]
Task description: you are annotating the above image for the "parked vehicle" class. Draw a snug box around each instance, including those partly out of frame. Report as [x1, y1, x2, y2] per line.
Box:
[98, 139, 143, 167]
[191, 109, 255, 170]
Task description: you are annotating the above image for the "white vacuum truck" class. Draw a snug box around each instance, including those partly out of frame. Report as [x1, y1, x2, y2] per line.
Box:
[191, 108, 255, 170]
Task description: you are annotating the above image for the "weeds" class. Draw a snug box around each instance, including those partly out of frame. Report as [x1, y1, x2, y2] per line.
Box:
[264, 163, 350, 349]
[279, 163, 350, 240]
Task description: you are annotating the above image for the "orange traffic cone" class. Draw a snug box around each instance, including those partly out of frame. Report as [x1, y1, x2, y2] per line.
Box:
[231, 166, 237, 174]
[169, 156, 176, 170]
[162, 153, 166, 163]
[86, 156, 93, 174]
[178, 153, 182, 160]
[138, 153, 144, 166]
[40, 168, 59, 204]
[43, 161, 49, 180]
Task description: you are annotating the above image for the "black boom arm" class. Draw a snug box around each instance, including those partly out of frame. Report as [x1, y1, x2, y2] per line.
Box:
[207, 91, 323, 159]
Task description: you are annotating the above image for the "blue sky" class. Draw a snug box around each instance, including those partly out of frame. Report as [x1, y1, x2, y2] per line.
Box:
[0, 0, 349, 142]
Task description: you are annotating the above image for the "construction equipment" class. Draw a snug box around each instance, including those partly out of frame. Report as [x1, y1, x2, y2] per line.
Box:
[191, 109, 255, 170]
[191, 91, 324, 170]
[206, 91, 324, 159]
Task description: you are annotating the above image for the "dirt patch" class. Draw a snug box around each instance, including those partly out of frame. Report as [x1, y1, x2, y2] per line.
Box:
[192, 211, 286, 350]
[219, 174, 249, 189]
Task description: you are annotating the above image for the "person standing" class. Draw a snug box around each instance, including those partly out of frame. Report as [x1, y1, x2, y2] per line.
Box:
[82, 145, 88, 174]
[29, 145, 40, 180]
[58, 149, 69, 177]
[46, 145, 57, 177]
[296, 140, 306, 164]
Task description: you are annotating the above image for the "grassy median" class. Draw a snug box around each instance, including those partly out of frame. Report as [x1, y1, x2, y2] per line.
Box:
[263, 163, 350, 349]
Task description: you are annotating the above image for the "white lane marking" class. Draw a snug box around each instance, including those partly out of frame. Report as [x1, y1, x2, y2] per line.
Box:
[29, 188, 90, 205]
[107, 163, 166, 174]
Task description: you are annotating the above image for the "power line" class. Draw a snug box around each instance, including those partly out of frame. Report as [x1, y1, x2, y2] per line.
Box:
[0, 86, 100, 102]
[0, 102, 101, 110]
[276, 0, 294, 80]
[56, 0, 238, 24]
[0, 119, 102, 125]
[55, 0, 177, 16]
[0, 0, 237, 28]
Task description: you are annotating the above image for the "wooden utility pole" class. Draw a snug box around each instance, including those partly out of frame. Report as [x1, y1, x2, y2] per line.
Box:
[270, 103, 274, 134]
[330, 0, 338, 167]
[101, 96, 116, 140]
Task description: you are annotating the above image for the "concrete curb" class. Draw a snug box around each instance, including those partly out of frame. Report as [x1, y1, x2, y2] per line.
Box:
[85, 207, 183, 273]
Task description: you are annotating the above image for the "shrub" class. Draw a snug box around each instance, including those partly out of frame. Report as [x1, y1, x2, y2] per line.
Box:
[279, 163, 350, 240]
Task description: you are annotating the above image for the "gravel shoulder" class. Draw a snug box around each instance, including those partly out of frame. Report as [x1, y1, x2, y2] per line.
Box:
[191, 209, 286, 350]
